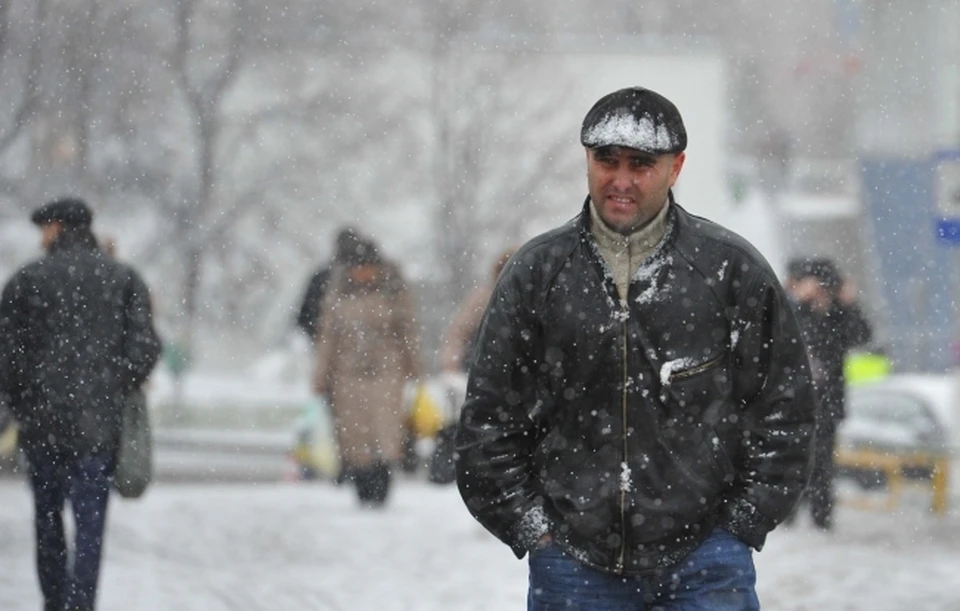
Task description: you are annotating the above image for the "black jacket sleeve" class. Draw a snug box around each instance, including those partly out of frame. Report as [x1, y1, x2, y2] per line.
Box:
[122, 269, 162, 389]
[718, 269, 817, 550]
[0, 273, 28, 420]
[456, 266, 550, 558]
[296, 268, 330, 341]
[837, 302, 872, 352]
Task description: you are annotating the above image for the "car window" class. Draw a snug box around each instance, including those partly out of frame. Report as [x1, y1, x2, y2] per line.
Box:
[847, 391, 941, 438]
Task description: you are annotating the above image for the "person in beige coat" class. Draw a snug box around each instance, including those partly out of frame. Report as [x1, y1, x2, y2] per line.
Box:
[439, 247, 516, 373]
[313, 230, 419, 505]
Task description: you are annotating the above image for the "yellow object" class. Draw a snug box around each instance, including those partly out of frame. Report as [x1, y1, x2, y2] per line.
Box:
[0, 425, 17, 457]
[409, 385, 443, 439]
[845, 351, 892, 386]
[836, 446, 949, 515]
[292, 439, 338, 479]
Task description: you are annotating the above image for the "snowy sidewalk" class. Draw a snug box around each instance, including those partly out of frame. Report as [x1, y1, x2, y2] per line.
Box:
[1, 479, 959, 610]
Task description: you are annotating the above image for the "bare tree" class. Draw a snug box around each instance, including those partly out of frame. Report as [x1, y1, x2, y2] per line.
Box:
[0, 0, 47, 205]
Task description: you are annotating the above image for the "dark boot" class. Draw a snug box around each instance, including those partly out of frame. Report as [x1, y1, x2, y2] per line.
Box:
[355, 462, 392, 507]
[334, 461, 353, 486]
[400, 428, 420, 474]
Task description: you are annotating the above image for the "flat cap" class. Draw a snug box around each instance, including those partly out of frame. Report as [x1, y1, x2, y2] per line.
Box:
[581, 87, 687, 155]
[31, 197, 93, 228]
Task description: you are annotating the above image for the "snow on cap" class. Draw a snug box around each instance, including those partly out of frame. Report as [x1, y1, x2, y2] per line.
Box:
[580, 87, 687, 155]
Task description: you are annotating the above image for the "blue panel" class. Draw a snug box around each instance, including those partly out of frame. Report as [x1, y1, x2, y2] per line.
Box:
[935, 218, 960, 244]
[860, 157, 957, 372]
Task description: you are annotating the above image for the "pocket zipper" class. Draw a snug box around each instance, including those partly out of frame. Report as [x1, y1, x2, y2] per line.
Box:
[668, 355, 724, 383]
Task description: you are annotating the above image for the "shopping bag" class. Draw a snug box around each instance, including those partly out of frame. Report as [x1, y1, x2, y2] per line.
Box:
[289, 395, 338, 480]
[409, 384, 443, 439]
[113, 389, 153, 499]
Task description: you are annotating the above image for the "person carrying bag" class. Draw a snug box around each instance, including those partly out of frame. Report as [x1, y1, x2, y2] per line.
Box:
[113, 387, 153, 498]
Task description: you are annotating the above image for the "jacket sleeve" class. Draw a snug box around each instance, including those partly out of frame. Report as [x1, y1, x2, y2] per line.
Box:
[719, 268, 817, 550]
[837, 302, 872, 352]
[0, 277, 23, 416]
[0, 271, 36, 421]
[455, 268, 550, 558]
[122, 270, 162, 389]
[296, 268, 329, 340]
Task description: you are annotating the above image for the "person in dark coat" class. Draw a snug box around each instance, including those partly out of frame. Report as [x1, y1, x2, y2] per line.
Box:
[785, 257, 872, 530]
[456, 87, 816, 610]
[0, 197, 162, 611]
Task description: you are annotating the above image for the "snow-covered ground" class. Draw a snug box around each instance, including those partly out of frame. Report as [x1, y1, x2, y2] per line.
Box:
[1, 476, 960, 610]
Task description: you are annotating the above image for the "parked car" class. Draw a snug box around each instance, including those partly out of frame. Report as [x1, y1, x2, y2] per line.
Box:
[837, 374, 957, 489]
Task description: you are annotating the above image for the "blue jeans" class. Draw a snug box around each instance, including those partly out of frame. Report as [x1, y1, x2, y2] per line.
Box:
[528, 528, 760, 611]
[25, 446, 114, 611]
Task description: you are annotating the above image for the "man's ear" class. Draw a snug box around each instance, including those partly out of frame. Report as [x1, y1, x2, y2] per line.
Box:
[669, 152, 686, 184]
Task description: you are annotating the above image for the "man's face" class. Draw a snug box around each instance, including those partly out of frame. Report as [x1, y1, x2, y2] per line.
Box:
[586, 146, 685, 234]
[40, 222, 61, 251]
[790, 275, 833, 312]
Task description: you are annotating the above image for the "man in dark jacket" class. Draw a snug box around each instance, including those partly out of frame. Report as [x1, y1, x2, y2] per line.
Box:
[0, 197, 161, 611]
[456, 87, 816, 610]
[786, 257, 872, 530]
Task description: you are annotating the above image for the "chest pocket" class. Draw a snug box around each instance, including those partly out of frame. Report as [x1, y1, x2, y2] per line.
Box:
[661, 353, 732, 418]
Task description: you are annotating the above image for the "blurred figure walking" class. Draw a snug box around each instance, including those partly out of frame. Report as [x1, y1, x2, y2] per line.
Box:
[295, 226, 357, 344]
[0, 198, 161, 611]
[428, 247, 515, 485]
[439, 247, 516, 374]
[313, 230, 420, 506]
[785, 257, 873, 530]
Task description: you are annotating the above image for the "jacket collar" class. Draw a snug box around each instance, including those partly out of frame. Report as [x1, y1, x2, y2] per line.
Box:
[579, 190, 680, 245]
[48, 228, 100, 255]
[588, 196, 671, 256]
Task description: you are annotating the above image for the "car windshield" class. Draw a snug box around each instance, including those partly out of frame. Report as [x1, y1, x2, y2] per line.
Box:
[845, 390, 943, 449]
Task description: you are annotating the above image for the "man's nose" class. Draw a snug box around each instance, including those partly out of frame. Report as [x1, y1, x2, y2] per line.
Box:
[611, 164, 634, 190]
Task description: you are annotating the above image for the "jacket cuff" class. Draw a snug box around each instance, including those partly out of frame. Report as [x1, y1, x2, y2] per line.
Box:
[507, 505, 552, 559]
[718, 497, 776, 551]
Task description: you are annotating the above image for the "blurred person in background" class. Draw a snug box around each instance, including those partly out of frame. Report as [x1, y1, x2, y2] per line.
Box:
[457, 86, 815, 610]
[784, 257, 872, 530]
[427, 247, 516, 485]
[0, 197, 161, 611]
[439, 247, 517, 374]
[312, 229, 420, 506]
[295, 226, 358, 344]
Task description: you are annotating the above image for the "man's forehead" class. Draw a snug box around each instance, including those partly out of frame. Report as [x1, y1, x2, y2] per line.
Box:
[590, 145, 660, 161]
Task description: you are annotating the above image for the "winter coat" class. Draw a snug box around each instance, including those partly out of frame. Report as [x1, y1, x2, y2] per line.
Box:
[313, 262, 419, 468]
[0, 231, 161, 455]
[439, 282, 494, 372]
[793, 300, 872, 426]
[456, 198, 816, 576]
